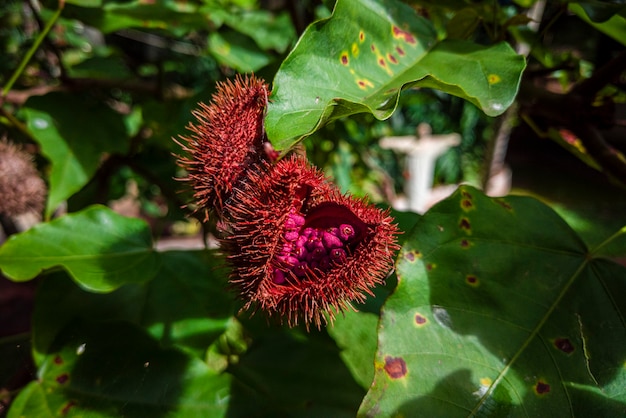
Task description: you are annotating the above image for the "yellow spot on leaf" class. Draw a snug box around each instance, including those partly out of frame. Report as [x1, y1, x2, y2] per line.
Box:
[480, 377, 492, 386]
[359, 30, 365, 43]
[488, 74, 501, 84]
[351, 43, 359, 57]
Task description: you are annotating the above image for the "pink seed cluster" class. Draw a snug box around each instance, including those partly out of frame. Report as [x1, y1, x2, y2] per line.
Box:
[273, 210, 358, 284]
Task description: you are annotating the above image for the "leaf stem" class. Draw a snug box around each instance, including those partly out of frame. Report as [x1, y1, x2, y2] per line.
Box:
[590, 225, 626, 256]
[1, 3, 64, 98]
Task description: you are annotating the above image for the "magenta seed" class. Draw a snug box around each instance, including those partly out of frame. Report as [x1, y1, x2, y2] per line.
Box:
[339, 224, 355, 241]
[285, 230, 299, 241]
[273, 269, 286, 284]
[294, 246, 308, 258]
[322, 231, 343, 249]
[296, 235, 307, 248]
[330, 248, 347, 262]
[292, 214, 305, 226]
[310, 246, 326, 260]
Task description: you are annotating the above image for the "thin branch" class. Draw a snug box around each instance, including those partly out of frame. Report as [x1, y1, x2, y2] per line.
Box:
[1, 3, 64, 98]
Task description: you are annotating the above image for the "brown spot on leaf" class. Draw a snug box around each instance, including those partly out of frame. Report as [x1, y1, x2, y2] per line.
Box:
[554, 338, 575, 354]
[340, 53, 349, 65]
[378, 58, 386, 67]
[461, 199, 473, 210]
[459, 217, 471, 231]
[392, 26, 416, 44]
[359, 31, 365, 42]
[54, 355, 63, 365]
[466, 275, 479, 286]
[384, 356, 407, 379]
[388, 54, 398, 64]
[535, 380, 550, 395]
[405, 251, 415, 262]
[495, 199, 512, 211]
[396, 46, 405, 56]
[371, 44, 376, 52]
[56, 373, 69, 384]
[426, 263, 435, 271]
[61, 401, 76, 415]
[460, 239, 470, 248]
[414, 313, 427, 326]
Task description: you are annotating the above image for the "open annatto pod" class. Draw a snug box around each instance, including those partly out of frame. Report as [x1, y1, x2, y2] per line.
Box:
[220, 155, 399, 329]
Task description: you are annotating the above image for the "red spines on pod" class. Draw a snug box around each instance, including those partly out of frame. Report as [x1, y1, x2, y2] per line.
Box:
[175, 75, 269, 219]
[221, 155, 400, 329]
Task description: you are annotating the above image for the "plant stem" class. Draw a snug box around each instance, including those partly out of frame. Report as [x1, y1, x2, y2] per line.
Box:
[1, 3, 64, 98]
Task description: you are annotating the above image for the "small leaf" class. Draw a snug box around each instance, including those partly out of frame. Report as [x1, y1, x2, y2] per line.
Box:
[23, 93, 129, 216]
[360, 186, 626, 416]
[265, 0, 525, 149]
[0, 205, 158, 292]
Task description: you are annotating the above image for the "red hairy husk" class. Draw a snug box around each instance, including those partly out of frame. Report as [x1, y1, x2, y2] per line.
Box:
[175, 75, 269, 219]
[221, 155, 400, 329]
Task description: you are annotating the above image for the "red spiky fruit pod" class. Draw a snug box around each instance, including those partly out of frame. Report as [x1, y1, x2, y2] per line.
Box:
[175, 75, 269, 220]
[221, 155, 400, 329]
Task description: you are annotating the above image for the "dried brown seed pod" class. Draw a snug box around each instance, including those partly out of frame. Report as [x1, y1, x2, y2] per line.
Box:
[0, 140, 46, 217]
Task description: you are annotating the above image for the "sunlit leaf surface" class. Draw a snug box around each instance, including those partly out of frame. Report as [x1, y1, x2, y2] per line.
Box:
[266, 0, 525, 149]
[360, 186, 626, 416]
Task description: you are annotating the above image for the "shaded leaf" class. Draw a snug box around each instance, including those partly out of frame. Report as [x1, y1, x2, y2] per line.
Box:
[31, 250, 233, 365]
[8, 321, 231, 418]
[228, 327, 365, 417]
[219, 9, 296, 53]
[141, 251, 235, 356]
[265, 0, 525, 149]
[575, 0, 626, 23]
[0, 205, 158, 292]
[59, 1, 212, 35]
[360, 186, 626, 416]
[23, 93, 129, 216]
[570, 2, 626, 45]
[208, 30, 272, 72]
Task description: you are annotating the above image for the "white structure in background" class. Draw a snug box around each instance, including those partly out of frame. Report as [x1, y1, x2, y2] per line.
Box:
[380, 123, 461, 214]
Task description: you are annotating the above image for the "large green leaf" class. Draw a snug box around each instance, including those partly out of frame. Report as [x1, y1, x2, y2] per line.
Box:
[23, 93, 129, 216]
[7, 321, 232, 418]
[30, 251, 233, 365]
[0, 205, 158, 292]
[265, 0, 525, 149]
[360, 186, 626, 416]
